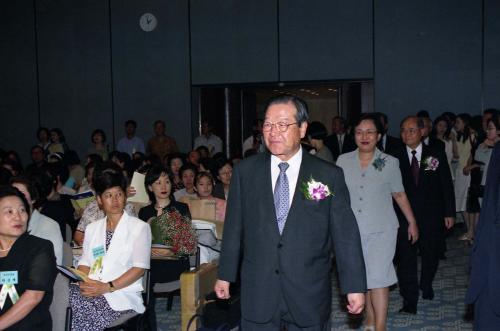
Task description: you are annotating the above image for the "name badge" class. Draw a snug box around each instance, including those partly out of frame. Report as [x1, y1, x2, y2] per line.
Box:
[0, 271, 18, 285]
[92, 245, 105, 259]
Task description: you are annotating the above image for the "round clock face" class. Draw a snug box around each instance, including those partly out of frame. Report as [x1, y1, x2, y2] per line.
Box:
[139, 13, 157, 32]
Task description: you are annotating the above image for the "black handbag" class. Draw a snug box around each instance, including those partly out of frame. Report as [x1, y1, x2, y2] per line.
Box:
[186, 291, 240, 331]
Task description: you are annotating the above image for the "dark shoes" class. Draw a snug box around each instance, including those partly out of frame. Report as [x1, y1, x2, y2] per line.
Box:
[421, 288, 435, 300]
[398, 305, 417, 314]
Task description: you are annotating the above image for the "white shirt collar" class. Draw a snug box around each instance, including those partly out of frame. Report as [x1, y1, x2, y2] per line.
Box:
[270, 147, 302, 171]
[406, 143, 423, 162]
[270, 147, 303, 208]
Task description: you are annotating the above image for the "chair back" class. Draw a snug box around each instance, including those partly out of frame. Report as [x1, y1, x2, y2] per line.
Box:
[62, 242, 73, 266]
[50, 274, 70, 331]
[65, 224, 72, 242]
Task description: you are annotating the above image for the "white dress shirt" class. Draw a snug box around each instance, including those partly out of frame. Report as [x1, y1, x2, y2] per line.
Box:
[406, 143, 423, 165]
[271, 147, 303, 208]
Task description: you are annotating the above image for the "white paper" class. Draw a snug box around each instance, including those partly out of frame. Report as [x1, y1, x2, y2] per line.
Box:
[127, 172, 150, 204]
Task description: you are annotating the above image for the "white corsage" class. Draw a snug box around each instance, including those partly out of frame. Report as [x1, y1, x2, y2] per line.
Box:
[300, 177, 333, 201]
[422, 156, 439, 171]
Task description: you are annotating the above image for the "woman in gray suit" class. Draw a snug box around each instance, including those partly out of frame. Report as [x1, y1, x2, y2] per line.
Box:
[337, 114, 418, 331]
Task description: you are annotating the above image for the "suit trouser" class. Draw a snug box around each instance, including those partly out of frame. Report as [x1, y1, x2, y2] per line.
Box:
[418, 228, 441, 292]
[395, 224, 419, 308]
[241, 295, 330, 331]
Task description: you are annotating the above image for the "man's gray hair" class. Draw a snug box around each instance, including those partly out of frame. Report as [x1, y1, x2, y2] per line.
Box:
[265, 95, 309, 125]
[400, 115, 425, 129]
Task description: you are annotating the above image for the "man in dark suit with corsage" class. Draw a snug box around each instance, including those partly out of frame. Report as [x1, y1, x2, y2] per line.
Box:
[466, 142, 500, 329]
[214, 95, 366, 331]
[394, 116, 455, 314]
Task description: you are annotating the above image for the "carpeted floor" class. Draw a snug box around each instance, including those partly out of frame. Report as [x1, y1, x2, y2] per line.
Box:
[156, 231, 473, 331]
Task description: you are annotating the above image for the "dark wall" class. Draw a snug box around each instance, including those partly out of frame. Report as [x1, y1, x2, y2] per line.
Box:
[190, 0, 279, 85]
[375, 0, 483, 135]
[36, 0, 112, 158]
[1, 0, 499, 163]
[0, 1, 38, 161]
[279, 0, 373, 81]
[111, 0, 191, 152]
[484, 0, 500, 109]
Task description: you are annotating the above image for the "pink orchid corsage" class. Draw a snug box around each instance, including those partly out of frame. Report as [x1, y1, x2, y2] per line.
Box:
[300, 177, 333, 201]
[423, 156, 439, 171]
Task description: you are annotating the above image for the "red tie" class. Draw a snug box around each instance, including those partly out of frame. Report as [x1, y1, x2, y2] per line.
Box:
[411, 150, 419, 186]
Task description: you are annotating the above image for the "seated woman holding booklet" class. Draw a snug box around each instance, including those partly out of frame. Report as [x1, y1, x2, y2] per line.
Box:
[0, 186, 57, 330]
[69, 166, 151, 331]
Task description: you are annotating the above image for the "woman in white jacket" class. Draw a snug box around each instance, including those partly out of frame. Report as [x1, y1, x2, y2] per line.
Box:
[69, 164, 151, 330]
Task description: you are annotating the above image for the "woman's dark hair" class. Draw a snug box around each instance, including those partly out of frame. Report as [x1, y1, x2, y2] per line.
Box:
[195, 146, 210, 157]
[431, 115, 452, 140]
[0, 168, 12, 186]
[84, 161, 96, 178]
[470, 115, 484, 138]
[37, 127, 50, 141]
[179, 163, 198, 178]
[50, 128, 66, 143]
[6, 150, 23, 169]
[167, 153, 185, 168]
[9, 176, 39, 209]
[144, 165, 173, 202]
[199, 157, 217, 179]
[27, 171, 53, 208]
[487, 115, 500, 132]
[92, 162, 127, 196]
[0, 185, 31, 217]
[307, 121, 328, 140]
[215, 159, 232, 183]
[91, 129, 106, 144]
[64, 150, 81, 166]
[112, 152, 133, 179]
[456, 113, 471, 143]
[46, 161, 69, 189]
[86, 153, 103, 166]
[195, 171, 215, 187]
[354, 113, 384, 134]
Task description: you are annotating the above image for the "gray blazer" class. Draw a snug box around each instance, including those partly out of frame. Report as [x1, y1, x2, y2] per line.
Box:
[337, 149, 404, 235]
[218, 151, 366, 327]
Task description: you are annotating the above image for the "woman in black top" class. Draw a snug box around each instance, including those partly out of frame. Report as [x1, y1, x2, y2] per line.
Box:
[0, 186, 57, 330]
[138, 165, 195, 330]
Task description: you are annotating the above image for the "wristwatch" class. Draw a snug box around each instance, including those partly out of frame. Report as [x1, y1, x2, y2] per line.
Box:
[108, 281, 116, 293]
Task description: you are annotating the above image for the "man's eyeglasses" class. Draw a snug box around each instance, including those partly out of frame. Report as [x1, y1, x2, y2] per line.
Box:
[262, 122, 298, 132]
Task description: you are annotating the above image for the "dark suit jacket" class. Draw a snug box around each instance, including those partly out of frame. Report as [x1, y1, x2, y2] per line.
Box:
[324, 133, 356, 161]
[394, 144, 455, 233]
[378, 134, 404, 156]
[426, 136, 446, 153]
[218, 151, 366, 326]
[466, 143, 500, 312]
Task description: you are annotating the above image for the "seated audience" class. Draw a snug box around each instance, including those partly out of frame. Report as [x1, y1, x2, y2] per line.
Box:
[36, 127, 51, 151]
[147, 120, 178, 160]
[193, 172, 226, 222]
[173, 163, 198, 201]
[307, 121, 334, 163]
[117, 120, 145, 157]
[10, 177, 63, 265]
[25, 145, 47, 174]
[73, 162, 137, 246]
[69, 166, 151, 330]
[87, 129, 109, 161]
[0, 186, 57, 330]
[194, 121, 223, 156]
[167, 153, 184, 192]
[213, 160, 232, 200]
[138, 165, 196, 331]
[48, 128, 68, 155]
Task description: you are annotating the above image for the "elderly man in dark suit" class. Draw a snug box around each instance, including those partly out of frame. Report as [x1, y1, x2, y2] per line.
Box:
[394, 116, 455, 314]
[466, 142, 500, 329]
[215, 95, 366, 331]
